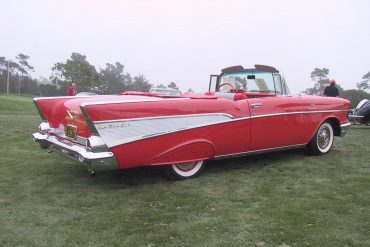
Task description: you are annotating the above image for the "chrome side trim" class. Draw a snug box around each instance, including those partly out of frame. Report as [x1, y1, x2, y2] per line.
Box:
[214, 144, 307, 160]
[195, 109, 349, 122]
[339, 122, 351, 137]
[250, 109, 349, 119]
[34, 96, 93, 101]
[94, 114, 234, 148]
[93, 113, 236, 124]
[80, 97, 190, 107]
[107, 118, 241, 147]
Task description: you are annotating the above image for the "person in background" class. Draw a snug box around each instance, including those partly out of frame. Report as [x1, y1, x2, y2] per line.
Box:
[67, 82, 77, 96]
[324, 79, 339, 97]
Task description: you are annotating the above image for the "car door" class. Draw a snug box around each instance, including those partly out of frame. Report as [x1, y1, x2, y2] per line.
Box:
[248, 96, 305, 151]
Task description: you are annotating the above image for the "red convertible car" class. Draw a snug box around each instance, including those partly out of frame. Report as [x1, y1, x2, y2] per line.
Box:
[32, 65, 351, 179]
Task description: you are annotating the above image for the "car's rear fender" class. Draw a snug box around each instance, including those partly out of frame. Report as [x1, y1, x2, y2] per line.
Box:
[34, 96, 93, 137]
[144, 139, 215, 166]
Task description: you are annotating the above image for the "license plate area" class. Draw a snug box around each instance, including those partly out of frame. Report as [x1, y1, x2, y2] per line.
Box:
[66, 124, 78, 140]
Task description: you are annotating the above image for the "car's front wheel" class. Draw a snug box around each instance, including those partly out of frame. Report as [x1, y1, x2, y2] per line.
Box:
[308, 121, 334, 155]
[164, 160, 205, 180]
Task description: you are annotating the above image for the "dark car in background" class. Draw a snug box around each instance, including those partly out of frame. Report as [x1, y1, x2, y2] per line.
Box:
[349, 99, 370, 125]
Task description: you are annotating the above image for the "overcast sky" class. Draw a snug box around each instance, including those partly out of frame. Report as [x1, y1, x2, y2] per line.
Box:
[1, 0, 369, 93]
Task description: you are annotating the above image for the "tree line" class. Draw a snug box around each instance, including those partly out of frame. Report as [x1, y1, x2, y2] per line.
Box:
[0, 54, 40, 95]
[304, 67, 370, 107]
[1, 53, 369, 107]
[0, 53, 181, 96]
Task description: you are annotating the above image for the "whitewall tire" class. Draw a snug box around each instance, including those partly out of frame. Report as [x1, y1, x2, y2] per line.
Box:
[164, 160, 205, 180]
[308, 121, 334, 155]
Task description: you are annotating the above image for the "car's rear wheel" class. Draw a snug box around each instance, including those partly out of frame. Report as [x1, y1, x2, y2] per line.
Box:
[164, 160, 205, 180]
[308, 121, 334, 155]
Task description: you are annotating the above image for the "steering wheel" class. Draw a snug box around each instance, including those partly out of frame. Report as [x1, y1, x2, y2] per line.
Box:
[217, 83, 235, 92]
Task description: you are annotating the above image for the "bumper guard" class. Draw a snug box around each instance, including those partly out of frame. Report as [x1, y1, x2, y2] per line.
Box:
[339, 122, 351, 137]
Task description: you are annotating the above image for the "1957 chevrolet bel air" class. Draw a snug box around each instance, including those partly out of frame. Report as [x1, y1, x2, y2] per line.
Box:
[32, 65, 351, 180]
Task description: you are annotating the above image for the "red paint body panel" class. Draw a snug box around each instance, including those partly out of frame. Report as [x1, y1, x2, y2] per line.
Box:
[84, 97, 248, 121]
[248, 97, 304, 150]
[34, 92, 350, 170]
[109, 118, 251, 169]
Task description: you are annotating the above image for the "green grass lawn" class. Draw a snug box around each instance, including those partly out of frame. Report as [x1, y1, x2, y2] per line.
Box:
[0, 95, 369, 246]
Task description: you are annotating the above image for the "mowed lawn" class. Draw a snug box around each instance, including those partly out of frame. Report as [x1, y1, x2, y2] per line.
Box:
[0, 95, 369, 247]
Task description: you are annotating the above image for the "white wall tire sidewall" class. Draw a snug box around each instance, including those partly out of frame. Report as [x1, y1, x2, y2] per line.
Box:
[172, 161, 204, 178]
[316, 122, 334, 154]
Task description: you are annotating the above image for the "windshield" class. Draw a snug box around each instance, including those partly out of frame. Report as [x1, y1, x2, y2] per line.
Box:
[220, 72, 276, 93]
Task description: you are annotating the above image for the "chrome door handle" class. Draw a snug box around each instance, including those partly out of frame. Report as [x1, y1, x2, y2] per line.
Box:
[251, 103, 263, 108]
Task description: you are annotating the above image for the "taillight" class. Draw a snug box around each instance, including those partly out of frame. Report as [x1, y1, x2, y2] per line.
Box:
[39, 122, 50, 134]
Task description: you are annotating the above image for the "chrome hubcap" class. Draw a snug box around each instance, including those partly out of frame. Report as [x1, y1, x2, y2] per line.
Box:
[318, 126, 330, 149]
[175, 162, 197, 172]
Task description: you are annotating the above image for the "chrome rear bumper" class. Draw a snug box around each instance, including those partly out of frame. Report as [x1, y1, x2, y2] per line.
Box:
[32, 132, 117, 169]
[340, 122, 351, 137]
